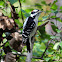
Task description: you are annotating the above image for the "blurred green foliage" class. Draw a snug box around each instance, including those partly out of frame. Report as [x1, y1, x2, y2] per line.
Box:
[8, 0, 18, 4]
[0, 0, 62, 62]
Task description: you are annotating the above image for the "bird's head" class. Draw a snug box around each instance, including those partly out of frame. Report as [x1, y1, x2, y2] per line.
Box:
[30, 9, 42, 18]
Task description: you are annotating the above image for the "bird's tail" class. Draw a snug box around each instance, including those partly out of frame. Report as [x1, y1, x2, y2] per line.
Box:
[26, 38, 30, 52]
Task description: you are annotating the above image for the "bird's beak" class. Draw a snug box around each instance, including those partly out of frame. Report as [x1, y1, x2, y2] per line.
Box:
[38, 11, 42, 13]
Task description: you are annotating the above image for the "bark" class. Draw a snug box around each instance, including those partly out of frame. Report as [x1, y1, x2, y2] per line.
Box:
[0, 16, 15, 30]
[5, 52, 16, 62]
[5, 32, 24, 62]
[9, 32, 23, 52]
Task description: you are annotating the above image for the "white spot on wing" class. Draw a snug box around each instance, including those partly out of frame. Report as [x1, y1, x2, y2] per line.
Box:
[22, 34, 27, 37]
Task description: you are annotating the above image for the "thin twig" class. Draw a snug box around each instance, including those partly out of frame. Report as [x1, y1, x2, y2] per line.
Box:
[19, 0, 24, 24]
[5, 0, 7, 13]
[33, 56, 44, 59]
[40, 39, 54, 59]
[21, 5, 42, 7]
[41, 42, 49, 59]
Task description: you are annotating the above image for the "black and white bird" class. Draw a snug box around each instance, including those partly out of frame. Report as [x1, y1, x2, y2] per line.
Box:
[22, 9, 42, 62]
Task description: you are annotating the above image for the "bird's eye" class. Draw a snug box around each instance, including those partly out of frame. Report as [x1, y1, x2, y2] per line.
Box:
[31, 12, 35, 14]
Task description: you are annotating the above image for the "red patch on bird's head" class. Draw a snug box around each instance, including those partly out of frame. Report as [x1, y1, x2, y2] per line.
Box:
[31, 10, 33, 12]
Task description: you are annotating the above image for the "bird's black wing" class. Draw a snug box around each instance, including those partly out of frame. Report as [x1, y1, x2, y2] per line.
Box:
[22, 17, 36, 38]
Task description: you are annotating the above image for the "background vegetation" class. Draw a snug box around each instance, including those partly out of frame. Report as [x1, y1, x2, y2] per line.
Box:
[0, 0, 62, 62]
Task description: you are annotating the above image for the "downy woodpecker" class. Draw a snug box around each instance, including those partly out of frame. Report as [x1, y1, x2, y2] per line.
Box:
[22, 9, 42, 62]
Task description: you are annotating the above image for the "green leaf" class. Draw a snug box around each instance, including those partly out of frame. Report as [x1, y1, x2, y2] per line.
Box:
[50, 36, 56, 39]
[5, 42, 9, 47]
[0, 1, 4, 6]
[60, 11, 62, 13]
[3, 38, 7, 43]
[56, 29, 61, 33]
[52, 56, 57, 60]
[7, 7, 11, 13]
[56, 18, 62, 22]
[0, 6, 3, 8]
[51, 4, 58, 10]
[42, 15, 49, 20]
[12, 49, 17, 53]
[60, 6, 62, 10]
[53, 42, 60, 50]
[44, 58, 51, 61]
[54, 11, 58, 14]
[51, 22, 54, 24]
[15, 19, 23, 27]
[46, 50, 54, 55]
[38, 22, 42, 26]
[51, 25, 58, 33]
[51, 10, 58, 14]
[60, 50, 62, 53]
[2, 33, 6, 37]
[51, 16, 56, 18]
[35, 3, 42, 8]
[52, 0, 57, 5]
[59, 42, 62, 48]
[8, 0, 18, 4]
[41, 1, 46, 5]
[24, 13, 30, 17]
[21, 9, 30, 17]
[2, 51, 5, 56]
[40, 42, 46, 52]
[21, 9, 26, 13]
[21, 0, 26, 2]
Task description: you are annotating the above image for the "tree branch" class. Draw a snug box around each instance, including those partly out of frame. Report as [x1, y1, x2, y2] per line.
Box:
[37, 21, 49, 30]
[37, 16, 60, 30]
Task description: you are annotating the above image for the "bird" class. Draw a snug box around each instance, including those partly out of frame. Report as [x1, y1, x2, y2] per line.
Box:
[22, 9, 42, 62]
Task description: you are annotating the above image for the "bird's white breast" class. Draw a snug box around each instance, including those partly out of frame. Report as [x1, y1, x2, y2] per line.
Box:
[30, 17, 38, 37]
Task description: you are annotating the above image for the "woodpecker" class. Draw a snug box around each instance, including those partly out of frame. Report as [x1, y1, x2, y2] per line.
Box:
[22, 9, 42, 62]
